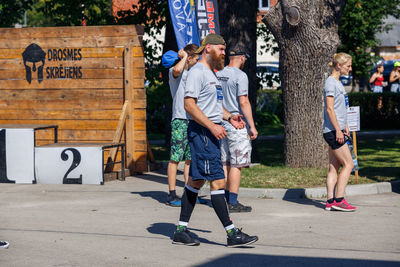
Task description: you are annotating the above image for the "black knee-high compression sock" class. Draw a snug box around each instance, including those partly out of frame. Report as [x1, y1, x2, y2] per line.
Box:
[211, 189, 234, 231]
[178, 185, 199, 227]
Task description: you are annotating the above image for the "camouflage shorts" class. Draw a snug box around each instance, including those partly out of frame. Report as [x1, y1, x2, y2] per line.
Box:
[220, 120, 252, 168]
[170, 119, 191, 162]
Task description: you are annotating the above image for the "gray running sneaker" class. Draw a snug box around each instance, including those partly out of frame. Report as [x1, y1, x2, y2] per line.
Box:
[0, 241, 9, 249]
[172, 228, 200, 246]
[228, 202, 252, 212]
[227, 228, 258, 247]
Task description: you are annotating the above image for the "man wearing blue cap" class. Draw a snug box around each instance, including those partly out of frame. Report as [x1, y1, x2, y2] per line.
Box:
[217, 44, 258, 213]
[166, 44, 200, 206]
[172, 33, 258, 247]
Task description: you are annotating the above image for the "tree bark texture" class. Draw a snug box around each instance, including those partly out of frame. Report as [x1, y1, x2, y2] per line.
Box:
[263, 0, 347, 168]
[218, 0, 258, 119]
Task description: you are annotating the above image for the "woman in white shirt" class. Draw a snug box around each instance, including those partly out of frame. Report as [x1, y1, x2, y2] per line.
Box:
[322, 52, 356, 212]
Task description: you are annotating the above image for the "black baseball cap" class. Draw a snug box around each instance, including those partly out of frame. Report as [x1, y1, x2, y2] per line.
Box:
[228, 44, 250, 58]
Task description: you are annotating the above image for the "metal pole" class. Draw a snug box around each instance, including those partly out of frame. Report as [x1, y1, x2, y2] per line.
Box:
[353, 131, 359, 184]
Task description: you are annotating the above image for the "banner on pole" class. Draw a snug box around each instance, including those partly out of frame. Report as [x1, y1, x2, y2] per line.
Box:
[168, 0, 200, 50]
[195, 0, 220, 41]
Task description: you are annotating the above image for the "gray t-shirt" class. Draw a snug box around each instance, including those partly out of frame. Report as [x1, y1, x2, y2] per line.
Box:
[185, 62, 223, 123]
[323, 76, 349, 133]
[169, 68, 188, 120]
[217, 66, 248, 115]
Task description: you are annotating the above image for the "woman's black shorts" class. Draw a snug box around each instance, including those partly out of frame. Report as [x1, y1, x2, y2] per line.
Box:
[323, 130, 345, 150]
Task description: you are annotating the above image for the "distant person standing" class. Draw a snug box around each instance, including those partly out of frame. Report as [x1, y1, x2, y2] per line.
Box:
[217, 44, 258, 212]
[389, 61, 400, 93]
[369, 63, 385, 93]
[172, 33, 258, 247]
[323, 52, 356, 212]
[165, 44, 199, 206]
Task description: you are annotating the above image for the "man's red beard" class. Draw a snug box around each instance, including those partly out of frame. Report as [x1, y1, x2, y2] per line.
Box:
[208, 49, 225, 71]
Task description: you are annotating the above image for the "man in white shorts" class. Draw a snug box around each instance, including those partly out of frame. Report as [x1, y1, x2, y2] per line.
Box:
[217, 44, 258, 212]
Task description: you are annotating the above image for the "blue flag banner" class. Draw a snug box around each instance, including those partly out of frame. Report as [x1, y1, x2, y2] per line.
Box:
[195, 0, 220, 41]
[168, 0, 200, 50]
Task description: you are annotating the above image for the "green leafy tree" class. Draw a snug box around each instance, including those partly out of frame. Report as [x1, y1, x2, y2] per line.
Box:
[116, 0, 171, 139]
[28, 0, 113, 27]
[0, 0, 32, 27]
[338, 0, 400, 80]
[116, 0, 168, 79]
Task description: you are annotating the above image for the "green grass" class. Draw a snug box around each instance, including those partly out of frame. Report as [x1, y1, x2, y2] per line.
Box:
[150, 136, 400, 189]
[257, 124, 284, 136]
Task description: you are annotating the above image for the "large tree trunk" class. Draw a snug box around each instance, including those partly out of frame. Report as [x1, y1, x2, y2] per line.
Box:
[218, 0, 258, 119]
[263, 0, 347, 168]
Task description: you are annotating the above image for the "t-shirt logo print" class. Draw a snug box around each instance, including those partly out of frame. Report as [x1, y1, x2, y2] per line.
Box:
[22, 43, 46, 84]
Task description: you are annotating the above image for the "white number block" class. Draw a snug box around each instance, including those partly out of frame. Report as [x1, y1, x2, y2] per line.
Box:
[35, 145, 104, 185]
[0, 128, 35, 184]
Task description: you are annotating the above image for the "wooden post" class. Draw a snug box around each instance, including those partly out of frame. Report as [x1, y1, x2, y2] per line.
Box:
[352, 131, 359, 184]
[124, 44, 147, 173]
[105, 100, 129, 173]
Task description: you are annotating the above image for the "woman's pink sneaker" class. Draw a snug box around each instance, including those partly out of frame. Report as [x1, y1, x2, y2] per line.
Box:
[325, 201, 336, 211]
[332, 198, 356, 212]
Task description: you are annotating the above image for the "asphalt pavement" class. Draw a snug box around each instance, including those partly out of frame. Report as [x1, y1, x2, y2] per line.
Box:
[1, 172, 399, 266]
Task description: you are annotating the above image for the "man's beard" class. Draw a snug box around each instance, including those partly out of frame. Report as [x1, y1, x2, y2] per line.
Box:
[208, 49, 225, 71]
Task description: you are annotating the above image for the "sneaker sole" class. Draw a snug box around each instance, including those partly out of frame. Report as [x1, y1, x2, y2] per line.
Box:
[172, 241, 200, 246]
[331, 206, 356, 212]
[166, 202, 181, 207]
[0, 245, 9, 249]
[229, 209, 252, 213]
[325, 207, 332, 211]
[227, 237, 258, 248]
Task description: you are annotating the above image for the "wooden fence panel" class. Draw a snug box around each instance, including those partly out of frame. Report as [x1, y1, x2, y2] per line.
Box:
[0, 25, 146, 173]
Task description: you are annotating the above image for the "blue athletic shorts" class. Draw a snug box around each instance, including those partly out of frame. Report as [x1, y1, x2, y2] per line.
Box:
[188, 120, 225, 181]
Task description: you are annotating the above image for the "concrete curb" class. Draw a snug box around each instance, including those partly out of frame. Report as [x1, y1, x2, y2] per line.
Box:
[150, 161, 400, 199]
[197, 180, 400, 199]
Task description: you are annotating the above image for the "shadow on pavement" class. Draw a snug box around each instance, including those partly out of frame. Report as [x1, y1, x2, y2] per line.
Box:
[282, 189, 325, 209]
[131, 191, 167, 204]
[147, 222, 223, 246]
[130, 191, 212, 206]
[390, 180, 400, 194]
[193, 254, 400, 267]
[134, 172, 186, 188]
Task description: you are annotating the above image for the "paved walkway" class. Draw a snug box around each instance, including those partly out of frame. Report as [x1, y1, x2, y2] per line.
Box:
[1, 173, 399, 266]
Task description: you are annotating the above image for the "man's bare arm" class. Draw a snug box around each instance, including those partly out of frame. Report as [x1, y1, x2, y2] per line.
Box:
[184, 97, 227, 140]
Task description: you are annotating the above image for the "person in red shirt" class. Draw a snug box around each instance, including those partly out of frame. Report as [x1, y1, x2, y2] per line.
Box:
[369, 63, 385, 93]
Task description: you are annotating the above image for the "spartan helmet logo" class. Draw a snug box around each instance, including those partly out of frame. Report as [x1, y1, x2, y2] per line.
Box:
[22, 43, 46, 84]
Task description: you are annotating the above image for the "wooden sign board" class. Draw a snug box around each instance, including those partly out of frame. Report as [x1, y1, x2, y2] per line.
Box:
[0, 25, 147, 173]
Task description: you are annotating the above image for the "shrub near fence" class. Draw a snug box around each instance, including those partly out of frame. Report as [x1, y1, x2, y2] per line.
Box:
[348, 92, 400, 130]
[256, 91, 400, 131]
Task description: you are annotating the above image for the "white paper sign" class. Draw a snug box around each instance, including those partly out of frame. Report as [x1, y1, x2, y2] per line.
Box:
[347, 106, 360, 132]
[35, 146, 103, 185]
